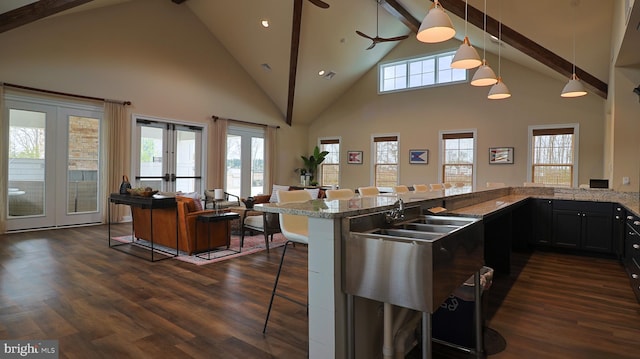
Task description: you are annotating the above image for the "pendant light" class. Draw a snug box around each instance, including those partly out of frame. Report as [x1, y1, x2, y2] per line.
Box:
[561, 1, 587, 98]
[471, 0, 497, 86]
[416, 0, 455, 43]
[488, 0, 510, 99]
[451, 0, 481, 69]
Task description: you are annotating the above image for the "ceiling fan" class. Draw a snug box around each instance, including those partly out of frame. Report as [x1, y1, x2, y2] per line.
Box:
[308, 0, 330, 9]
[356, 0, 408, 50]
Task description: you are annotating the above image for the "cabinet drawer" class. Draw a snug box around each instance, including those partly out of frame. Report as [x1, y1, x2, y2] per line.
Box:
[626, 258, 640, 302]
[625, 232, 640, 263]
[553, 200, 612, 213]
[627, 214, 640, 232]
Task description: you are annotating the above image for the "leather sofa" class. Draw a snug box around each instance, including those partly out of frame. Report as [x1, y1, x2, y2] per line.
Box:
[131, 196, 232, 255]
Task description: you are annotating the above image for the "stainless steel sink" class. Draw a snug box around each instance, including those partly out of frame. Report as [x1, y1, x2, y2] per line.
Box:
[343, 214, 484, 313]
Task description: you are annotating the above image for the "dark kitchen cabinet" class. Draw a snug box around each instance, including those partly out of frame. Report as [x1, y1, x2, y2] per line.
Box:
[624, 213, 640, 302]
[613, 205, 626, 258]
[531, 198, 553, 245]
[552, 200, 614, 253]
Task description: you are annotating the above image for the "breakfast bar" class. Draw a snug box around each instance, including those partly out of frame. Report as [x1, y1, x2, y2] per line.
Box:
[256, 186, 640, 359]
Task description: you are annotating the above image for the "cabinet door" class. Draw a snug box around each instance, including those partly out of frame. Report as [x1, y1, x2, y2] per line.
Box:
[532, 199, 553, 245]
[553, 209, 582, 248]
[582, 211, 613, 252]
[613, 206, 626, 258]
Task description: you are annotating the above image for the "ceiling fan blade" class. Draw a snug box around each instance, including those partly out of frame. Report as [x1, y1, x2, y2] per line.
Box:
[378, 35, 410, 42]
[356, 30, 374, 40]
[307, 0, 329, 9]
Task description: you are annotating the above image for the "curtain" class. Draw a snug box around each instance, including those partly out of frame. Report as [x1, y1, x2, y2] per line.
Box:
[0, 85, 6, 233]
[104, 101, 131, 223]
[211, 118, 228, 188]
[265, 125, 277, 191]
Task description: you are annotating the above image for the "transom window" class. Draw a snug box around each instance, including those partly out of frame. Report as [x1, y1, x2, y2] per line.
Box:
[441, 132, 475, 188]
[379, 51, 467, 93]
[373, 135, 398, 187]
[319, 138, 340, 187]
[530, 126, 577, 187]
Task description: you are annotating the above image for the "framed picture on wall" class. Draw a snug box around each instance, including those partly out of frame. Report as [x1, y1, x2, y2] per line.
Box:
[489, 147, 514, 164]
[347, 151, 363, 164]
[409, 149, 428, 164]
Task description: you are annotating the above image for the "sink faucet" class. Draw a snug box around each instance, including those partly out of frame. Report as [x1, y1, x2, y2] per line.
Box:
[385, 198, 405, 223]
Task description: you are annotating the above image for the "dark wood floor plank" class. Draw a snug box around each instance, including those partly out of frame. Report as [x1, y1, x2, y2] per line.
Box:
[2, 224, 640, 358]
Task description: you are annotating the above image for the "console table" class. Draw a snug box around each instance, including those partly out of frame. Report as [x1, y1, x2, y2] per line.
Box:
[108, 193, 178, 262]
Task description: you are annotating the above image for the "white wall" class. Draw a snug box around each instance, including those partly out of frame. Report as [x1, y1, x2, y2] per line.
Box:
[309, 37, 607, 191]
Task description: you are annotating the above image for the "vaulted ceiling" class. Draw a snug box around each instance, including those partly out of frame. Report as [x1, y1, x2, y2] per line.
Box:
[1, 0, 638, 126]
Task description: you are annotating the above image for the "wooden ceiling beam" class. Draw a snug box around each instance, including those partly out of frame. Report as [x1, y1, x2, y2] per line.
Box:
[383, 0, 608, 98]
[0, 0, 95, 34]
[286, 0, 303, 126]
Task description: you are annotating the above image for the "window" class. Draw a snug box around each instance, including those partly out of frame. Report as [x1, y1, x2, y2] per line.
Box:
[441, 131, 475, 188]
[530, 126, 577, 187]
[379, 51, 467, 93]
[319, 138, 340, 187]
[373, 135, 398, 187]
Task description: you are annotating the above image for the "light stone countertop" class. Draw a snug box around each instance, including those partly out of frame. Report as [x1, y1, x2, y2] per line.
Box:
[255, 186, 640, 219]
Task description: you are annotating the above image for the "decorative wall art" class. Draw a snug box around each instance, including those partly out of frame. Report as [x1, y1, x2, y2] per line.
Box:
[489, 147, 514, 164]
[347, 151, 363, 164]
[409, 149, 429, 164]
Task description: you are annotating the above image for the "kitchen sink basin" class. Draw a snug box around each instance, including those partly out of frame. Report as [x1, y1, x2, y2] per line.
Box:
[344, 214, 484, 313]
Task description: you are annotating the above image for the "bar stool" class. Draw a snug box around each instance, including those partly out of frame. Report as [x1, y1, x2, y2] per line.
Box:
[358, 186, 380, 196]
[326, 188, 355, 200]
[413, 184, 429, 192]
[263, 189, 313, 334]
[393, 185, 410, 193]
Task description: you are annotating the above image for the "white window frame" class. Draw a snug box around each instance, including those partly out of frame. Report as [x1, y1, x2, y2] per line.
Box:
[370, 133, 400, 190]
[438, 129, 477, 189]
[318, 137, 341, 187]
[527, 124, 579, 188]
[378, 51, 467, 94]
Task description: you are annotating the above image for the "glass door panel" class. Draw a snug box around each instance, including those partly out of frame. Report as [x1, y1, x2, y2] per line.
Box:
[226, 134, 241, 196]
[138, 125, 165, 191]
[67, 116, 100, 214]
[8, 109, 47, 221]
[251, 137, 264, 196]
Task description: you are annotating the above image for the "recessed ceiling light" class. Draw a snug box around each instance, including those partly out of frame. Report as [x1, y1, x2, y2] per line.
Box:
[261, 19, 270, 28]
[318, 70, 325, 76]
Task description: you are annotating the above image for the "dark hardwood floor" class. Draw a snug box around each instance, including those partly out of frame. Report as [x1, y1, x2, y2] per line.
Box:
[1, 224, 639, 358]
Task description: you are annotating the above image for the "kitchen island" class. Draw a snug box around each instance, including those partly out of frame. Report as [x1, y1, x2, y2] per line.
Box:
[255, 186, 640, 359]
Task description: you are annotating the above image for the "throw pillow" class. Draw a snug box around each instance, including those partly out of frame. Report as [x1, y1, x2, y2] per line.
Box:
[269, 184, 290, 203]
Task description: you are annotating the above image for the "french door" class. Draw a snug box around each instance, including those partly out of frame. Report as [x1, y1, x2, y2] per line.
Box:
[5, 97, 103, 231]
[226, 125, 265, 198]
[133, 118, 204, 193]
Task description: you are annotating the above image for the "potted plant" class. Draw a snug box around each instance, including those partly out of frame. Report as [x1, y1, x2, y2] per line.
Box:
[300, 146, 329, 186]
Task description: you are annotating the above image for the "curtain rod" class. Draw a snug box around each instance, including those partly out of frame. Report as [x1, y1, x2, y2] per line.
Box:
[3, 83, 131, 106]
[212, 115, 280, 129]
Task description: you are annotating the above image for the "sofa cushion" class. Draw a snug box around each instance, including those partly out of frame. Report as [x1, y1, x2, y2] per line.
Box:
[304, 188, 320, 199]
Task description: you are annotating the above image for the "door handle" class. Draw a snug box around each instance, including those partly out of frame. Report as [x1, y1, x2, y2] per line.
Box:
[171, 173, 176, 182]
[163, 173, 170, 182]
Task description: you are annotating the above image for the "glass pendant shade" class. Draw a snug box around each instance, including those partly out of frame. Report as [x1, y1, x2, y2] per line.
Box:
[471, 60, 497, 86]
[451, 37, 482, 69]
[416, 2, 455, 43]
[488, 77, 511, 99]
[561, 73, 587, 98]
